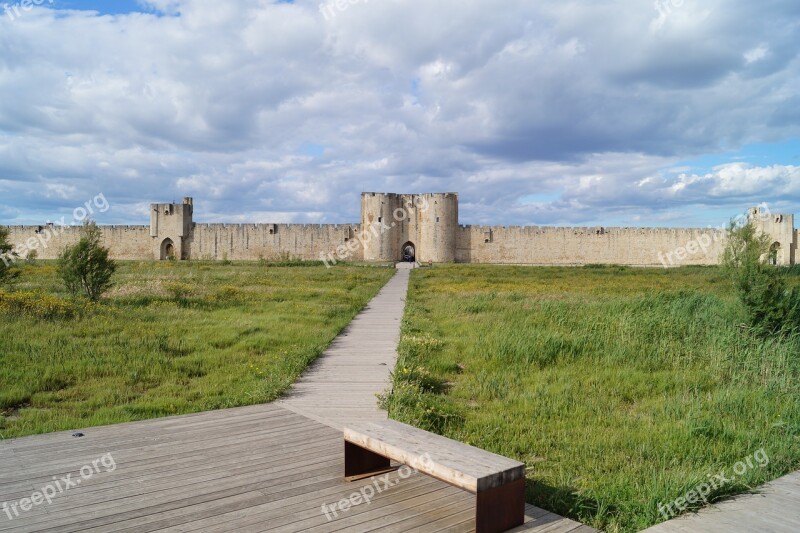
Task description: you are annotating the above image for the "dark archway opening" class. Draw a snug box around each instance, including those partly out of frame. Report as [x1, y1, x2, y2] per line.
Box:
[401, 241, 416, 262]
[769, 242, 780, 266]
[161, 238, 176, 261]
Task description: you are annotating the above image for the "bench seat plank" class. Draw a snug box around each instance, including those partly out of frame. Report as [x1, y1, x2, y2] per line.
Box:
[344, 419, 525, 493]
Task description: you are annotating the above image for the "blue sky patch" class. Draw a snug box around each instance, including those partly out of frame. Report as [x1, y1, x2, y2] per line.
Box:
[50, 0, 159, 15]
[677, 138, 800, 175]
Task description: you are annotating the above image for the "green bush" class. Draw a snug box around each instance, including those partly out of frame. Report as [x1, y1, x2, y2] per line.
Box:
[57, 221, 117, 301]
[0, 226, 19, 288]
[722, 219, 800, 336]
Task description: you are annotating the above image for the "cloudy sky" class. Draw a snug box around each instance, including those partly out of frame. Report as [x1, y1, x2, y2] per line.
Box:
[0, 0, 799, 228]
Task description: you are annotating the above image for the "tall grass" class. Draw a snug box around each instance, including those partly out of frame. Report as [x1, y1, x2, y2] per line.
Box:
[0, 261, 394, 438]
[382, 265, 800, 532]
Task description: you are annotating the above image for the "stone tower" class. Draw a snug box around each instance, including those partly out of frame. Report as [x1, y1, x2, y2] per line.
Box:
[150, 197, 194, 260]
[748, 206, 796, 265]
[418, 193, 458, 263]
[360, 192, 458, 263]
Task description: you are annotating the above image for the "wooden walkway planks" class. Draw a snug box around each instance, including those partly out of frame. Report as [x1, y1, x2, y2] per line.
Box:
[278, 264, 412, 430]
[0, 404, 591, 532]
[642, 471, 800, 533]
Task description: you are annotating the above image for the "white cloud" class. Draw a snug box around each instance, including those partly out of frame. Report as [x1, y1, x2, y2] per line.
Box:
[744, 44, 769, 64]
[0, 0, 798, 226]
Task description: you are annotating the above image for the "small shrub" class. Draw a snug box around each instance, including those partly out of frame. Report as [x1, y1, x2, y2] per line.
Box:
[164, 281, 193, 301]
[218, 285, 243, 300]
[722, 219, 800, 336]
[0, 226, 19, 287]
[57, 221, 117, 301]
[25, 249, 38, 264]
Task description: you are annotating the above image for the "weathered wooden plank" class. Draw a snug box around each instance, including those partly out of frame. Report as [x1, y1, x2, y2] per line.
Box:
[0, 421, 325, 500]
[1, 415, 317, 483]
[5, 403, 292, 450]
[3, 464, 336, 532]
[100, 463, 359, 533]
[331, 485, 473, 532]
[5, 406, 302, 458]
[151, 473, 441, 532]
[406, 500, 479, 533]
[244, 474, 448, 532]
[376, 494, 475, 532]
[296, 485, 470, 533]
[1, 429, 340, 531]
[3, 436, 341, 516]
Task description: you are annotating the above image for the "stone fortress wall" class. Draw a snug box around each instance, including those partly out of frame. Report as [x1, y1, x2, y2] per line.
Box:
[3, 193, 797, 267]
[5, 225, 152, 261]
[4, 221, 361, 263]
[456, 225, 729, 267]
[190, 223, 363, 262]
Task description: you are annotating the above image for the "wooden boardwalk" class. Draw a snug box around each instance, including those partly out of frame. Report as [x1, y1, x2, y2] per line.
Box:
[643, 471, 800, 533]
[0, 264, 594, 531]
[278, 264, 412, 430]
[0, 404, 592, 532]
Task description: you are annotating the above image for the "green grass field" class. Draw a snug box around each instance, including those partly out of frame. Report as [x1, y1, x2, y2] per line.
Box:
[382, 265, 800, 532]
[0, 261, 394, 439]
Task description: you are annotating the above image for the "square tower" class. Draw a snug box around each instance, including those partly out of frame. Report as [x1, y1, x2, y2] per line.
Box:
[150, 197, 194, 260]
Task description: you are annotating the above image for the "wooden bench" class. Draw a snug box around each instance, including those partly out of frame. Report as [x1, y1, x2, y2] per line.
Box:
[343, 419, 526, 533]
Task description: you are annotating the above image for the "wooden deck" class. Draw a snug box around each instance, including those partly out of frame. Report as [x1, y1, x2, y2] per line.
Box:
[0, 404, 591, 532]
[643, 471, 800, 533]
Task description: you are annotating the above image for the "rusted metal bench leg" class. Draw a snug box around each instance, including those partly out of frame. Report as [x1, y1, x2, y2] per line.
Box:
[476, 478, 526, 533]
[344, 440, 391, 479]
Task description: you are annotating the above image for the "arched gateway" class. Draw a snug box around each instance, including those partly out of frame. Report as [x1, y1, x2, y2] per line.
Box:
[160, 238, 175, 260]
[402, 241, 416, 262]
